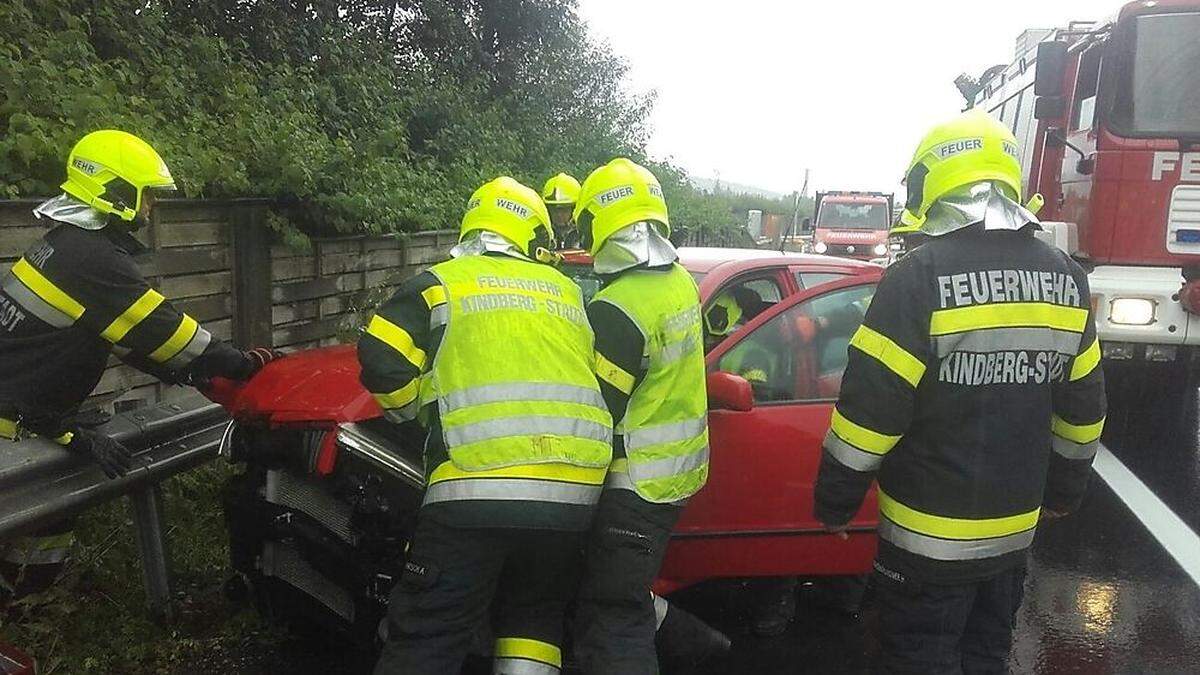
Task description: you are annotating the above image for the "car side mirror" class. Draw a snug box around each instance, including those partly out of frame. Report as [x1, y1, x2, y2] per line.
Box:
[706, 371, 754, 411]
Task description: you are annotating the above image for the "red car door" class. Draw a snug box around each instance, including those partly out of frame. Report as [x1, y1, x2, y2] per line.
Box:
[656, 276, 881, 594]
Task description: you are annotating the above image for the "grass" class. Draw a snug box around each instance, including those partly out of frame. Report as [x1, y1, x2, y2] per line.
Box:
[0, 461, 292, 674]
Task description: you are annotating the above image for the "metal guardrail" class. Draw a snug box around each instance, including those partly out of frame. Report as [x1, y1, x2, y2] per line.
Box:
[0, 393, 229, 617]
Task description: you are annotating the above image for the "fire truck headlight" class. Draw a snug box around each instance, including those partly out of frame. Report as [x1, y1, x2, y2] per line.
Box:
[813, 242, 828, 254]
[1109, 298, 1156, 326]
[873, 243, 888, 256]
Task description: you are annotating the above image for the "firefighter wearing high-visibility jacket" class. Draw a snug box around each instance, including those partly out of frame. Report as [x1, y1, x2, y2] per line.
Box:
[359, 176, 612, 675]
[0, 130, 277, 601]
[570, 158, 709, 675]
[814, 109, 1106, 674]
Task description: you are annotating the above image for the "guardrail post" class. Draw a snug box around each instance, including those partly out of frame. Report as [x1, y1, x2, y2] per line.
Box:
[128, 486, 174, 620]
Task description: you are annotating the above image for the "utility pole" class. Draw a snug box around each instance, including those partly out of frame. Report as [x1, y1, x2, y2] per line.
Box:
[783, 168, 810, 253]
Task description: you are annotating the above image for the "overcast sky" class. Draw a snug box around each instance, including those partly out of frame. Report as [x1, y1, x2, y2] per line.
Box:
[577, 0, 1115, 197]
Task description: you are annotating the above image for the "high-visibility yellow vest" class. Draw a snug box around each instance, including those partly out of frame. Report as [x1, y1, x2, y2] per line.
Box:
[421, 255, 613, 475]
[592, 264, 709, 503]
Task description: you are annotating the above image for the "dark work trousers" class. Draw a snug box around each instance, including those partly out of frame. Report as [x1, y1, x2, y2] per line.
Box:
[374, 510, 586, 675]
[574, 489, 683, 675]
[874, 564, 1028, 675]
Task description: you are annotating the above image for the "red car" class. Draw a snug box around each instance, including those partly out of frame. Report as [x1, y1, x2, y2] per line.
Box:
[212, 247, 882, 642]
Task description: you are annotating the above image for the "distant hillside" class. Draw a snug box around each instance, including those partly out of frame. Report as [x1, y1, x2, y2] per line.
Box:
[690, 176, 788, 200]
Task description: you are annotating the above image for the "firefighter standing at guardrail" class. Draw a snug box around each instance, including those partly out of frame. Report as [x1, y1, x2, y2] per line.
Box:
[358, 177, 612, 675]
[570, 158, 711, 674]
[542, 172, 582, 247]
[814, 109, 1107, 673]
[0, 130, 278, 602]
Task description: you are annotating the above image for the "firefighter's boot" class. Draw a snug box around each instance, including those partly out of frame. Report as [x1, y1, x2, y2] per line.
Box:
[655, 600, 731, 673]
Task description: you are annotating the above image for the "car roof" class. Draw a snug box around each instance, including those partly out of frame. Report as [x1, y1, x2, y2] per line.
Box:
[675, 246, 879, 275]
[558, 246, 881, 285]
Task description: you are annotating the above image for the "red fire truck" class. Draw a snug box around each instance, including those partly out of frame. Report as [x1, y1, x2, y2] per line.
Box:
[810, 191, 894, 261]
[967, 0, 1200, 404]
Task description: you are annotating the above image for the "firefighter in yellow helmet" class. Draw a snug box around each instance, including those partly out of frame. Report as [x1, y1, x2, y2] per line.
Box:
[542, 172, 582, 246]
[0, 130, 277, 602]
[814, 109, 1105, 672]
[570, 158, 712, 674]
[360, 177, 612, 675]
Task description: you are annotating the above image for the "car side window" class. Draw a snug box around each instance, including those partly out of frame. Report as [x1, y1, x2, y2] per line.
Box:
[795, 271, 849, 290]
[715, 284, 876, 403]
[703, 275, 785, 352]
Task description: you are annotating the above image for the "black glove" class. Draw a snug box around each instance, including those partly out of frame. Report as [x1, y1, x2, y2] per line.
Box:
[243, 347, 283, 378]
[66, 429, 134, 479]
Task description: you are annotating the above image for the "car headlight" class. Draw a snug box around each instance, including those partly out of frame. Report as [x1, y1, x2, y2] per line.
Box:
[813, 242, 828, 254]
[1109, 298, 1155, 325]
[873, 243, 888, 256]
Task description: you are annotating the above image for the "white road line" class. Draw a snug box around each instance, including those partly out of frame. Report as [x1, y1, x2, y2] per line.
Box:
[1093, 444, 1200, 588]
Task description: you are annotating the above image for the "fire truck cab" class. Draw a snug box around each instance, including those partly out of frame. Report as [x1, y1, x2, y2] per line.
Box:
[810, 191, 894, 261]
[967, 0, 1200, 402]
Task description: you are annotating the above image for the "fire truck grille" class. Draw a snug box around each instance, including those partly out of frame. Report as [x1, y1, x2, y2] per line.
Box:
[1167, 185, 1200, 255]
[265, 468, 358, 546]
[260, 540, 356, 622]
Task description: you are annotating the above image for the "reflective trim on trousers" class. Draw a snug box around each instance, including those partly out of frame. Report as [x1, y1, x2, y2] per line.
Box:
[654, 333, 699, 366]
[444, 415, 612, 448]
[0, 417, 18, 440]
[430, 304, 449, 330]
[1052, 435, 1099, 460]
[493, 658, 559, 675]
[2, 274, 76, 328]
[623, 416, 707, 451]
[878, 517, 1036, 561]
[823, 431, 884, 472]
[933, 326, 1082, 359]
[630, 443, 709, 481]
[494, 637, 562, 672]
[0, 418, 71, 445]
[441, 382, 606, 414]
[422, 477, 602, 506]
[653, 593, 670, 629]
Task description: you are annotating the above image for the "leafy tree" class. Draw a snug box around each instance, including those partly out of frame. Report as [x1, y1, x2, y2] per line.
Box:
[0, 0, 753, 243]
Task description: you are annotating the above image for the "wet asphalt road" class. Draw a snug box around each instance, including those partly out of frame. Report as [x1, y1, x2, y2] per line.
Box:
[680, 374, 1200, 674]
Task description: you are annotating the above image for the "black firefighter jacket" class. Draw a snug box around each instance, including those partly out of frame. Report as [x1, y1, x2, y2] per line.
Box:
[0, 221, 249, 438]
[814, 224, 1106, 584]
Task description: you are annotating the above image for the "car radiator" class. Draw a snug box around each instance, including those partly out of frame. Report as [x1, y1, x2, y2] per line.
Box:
[265, 467, 359, 546]
[260, 539, 356, 622]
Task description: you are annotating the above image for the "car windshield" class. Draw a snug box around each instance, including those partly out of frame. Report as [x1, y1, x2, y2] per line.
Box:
[1110, 12, 1200, 137]
[816, 202, 889, 230]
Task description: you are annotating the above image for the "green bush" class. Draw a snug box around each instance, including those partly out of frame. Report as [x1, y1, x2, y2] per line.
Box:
[0, 0, 763, 243]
